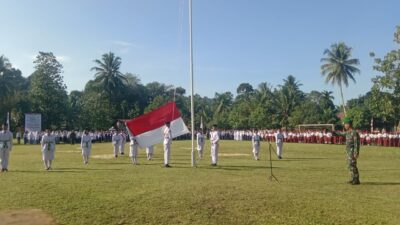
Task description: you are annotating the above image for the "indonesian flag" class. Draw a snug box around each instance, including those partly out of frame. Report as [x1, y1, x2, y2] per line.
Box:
[125, 102, 190, 148]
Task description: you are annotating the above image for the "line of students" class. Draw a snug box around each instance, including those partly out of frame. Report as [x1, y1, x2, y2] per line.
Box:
[1, 123, 285, 172]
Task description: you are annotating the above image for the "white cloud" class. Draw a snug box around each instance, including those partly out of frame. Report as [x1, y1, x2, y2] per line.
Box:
[56, 55, 71, 62]
[111, 40, 143, 54]
[112, 40, 134, 47]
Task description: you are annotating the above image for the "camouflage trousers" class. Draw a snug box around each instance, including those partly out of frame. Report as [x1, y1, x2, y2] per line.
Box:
[347, 153, 359, 181]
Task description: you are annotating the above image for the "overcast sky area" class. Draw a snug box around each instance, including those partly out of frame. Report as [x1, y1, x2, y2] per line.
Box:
[1, 0, 399, 104]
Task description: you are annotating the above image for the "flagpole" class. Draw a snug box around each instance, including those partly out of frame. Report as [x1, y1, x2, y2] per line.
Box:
[189, 0, 196, 167]
[7, 112, 10, 131]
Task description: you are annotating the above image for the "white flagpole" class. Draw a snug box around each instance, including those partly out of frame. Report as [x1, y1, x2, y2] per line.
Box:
[189, 0, 196, 167]
[7, 112, 10, 131]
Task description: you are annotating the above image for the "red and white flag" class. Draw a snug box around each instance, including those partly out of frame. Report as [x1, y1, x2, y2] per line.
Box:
[125, 102, 190, 148]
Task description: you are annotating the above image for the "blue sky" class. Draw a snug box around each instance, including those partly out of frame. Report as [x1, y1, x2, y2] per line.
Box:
[1, 0, 399, 104]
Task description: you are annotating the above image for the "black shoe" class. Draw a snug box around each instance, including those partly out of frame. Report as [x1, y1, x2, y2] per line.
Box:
[351, 179, 360, 185]
[278, 156, 282, 159]
[164, 164, 171, 168]
[121, 152, 124, 155]
[211, 163, 217, 166]
[115, 155, 118, 158]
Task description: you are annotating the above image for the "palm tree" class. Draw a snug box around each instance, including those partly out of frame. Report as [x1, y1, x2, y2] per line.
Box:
[321, 42, 360, 115]
[320, 90, 335, 109]
[91, 52, 127, 105]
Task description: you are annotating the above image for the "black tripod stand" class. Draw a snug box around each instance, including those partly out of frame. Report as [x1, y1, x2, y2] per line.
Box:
[267, 142, 279, 182]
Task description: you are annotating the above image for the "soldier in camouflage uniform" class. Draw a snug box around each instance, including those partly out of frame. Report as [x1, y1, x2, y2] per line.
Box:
[336, 117, 360, 185]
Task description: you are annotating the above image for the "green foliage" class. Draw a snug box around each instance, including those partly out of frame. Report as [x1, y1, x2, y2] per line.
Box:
[28, 52, 69, 129]
[321, 42, 360, 115]
[1, 142, 400, 225]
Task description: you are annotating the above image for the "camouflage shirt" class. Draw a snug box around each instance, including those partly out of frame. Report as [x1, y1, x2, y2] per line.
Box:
[345, 130, 360, 155]
[336, 129, 360, 155]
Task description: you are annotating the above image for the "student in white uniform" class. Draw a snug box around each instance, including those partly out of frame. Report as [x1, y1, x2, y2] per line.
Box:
[252, 129, 261, 160]
[0, 123, 13, 172]
[81, 130, 92, 165]
[196, 129, 205, 159]
[112, 130, 122, 158]
[275, 128, 284, 159]
[41, 129, 56, 170]
[129, 136, 139, 165]
[210, 124, 220, 166]
[146, 145, 154, 160]
[119, 132, 126, 155]
[163, 122, 172, 167]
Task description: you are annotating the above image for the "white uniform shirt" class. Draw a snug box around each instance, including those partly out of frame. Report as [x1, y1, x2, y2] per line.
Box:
[210, 130, 220, 145]
[0, 130, 13, 150]
[164, 127, 172, 145]
[275, 132, 284, 144]
[252, 134, 261, 147]
[112, 133, 121, 146]
[41, 134, 56, 151]
[81, 134, 92, 149]
[197, 132, 205, 149]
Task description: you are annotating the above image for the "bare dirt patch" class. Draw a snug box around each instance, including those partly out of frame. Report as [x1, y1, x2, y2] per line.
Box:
[219, 153, 250, 157]
[0, 209, 57, 225]
[91, 154, 116, 159]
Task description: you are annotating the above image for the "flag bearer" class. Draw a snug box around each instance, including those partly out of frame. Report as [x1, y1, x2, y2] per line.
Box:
[112, 130, 122, 158]
[119, 132, 126, 155]
[129, 136, 139, 165]
[163, 122, 172, 167]
[146, 145, 154, 160]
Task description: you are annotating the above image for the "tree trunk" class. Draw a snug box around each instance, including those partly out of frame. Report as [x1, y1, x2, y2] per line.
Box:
[339, 83, 347, 116]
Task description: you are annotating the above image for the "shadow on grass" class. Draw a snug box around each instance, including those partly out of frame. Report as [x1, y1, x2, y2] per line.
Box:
[94, 162, 132, 165]
[10, 170, 85, 173]
[283, 157, 328, 161]
[361, 182, 400, 186]
[56, 167, 122, 171]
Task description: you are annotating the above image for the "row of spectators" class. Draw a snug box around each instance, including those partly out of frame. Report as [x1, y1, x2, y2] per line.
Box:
[230, 129, 400, 147]
[17, 130, 117, 145]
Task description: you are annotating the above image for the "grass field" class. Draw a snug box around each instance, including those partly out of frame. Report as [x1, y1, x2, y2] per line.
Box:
[0, 140, 399, 225]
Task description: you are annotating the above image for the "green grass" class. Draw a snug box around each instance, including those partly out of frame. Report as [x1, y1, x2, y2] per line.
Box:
[0, 140, 399, 225]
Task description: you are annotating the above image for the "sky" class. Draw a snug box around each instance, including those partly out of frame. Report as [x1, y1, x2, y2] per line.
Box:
[1, 0, 399, 104]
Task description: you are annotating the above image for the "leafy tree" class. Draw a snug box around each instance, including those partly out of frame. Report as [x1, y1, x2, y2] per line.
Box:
[321, 42, 360, 115]
[370, 25, 400, 129]
[28, 52, 68, 128]
[274, 75, 304, 128]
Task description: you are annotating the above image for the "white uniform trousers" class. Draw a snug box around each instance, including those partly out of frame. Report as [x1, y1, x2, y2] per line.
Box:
[0, 148, 10, 169]
[164, 143, 170, 165]
[276, 143, 283, 157]
[211, 143, 219, 164]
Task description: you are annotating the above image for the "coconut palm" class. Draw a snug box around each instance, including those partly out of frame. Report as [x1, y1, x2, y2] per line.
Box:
[321, 42, 360, 115]
[91, 52, 127, 104]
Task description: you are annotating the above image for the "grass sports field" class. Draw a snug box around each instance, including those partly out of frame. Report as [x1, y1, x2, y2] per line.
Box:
[0, 140, 399, 225]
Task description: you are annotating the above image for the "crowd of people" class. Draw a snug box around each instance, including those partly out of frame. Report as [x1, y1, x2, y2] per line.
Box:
[17, 130, 118, 145]
[11, 128, 400, 148]
[229, 129, 400, 147]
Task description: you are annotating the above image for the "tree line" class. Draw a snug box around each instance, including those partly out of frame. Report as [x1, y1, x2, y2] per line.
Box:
[1, 26, 399, 131]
